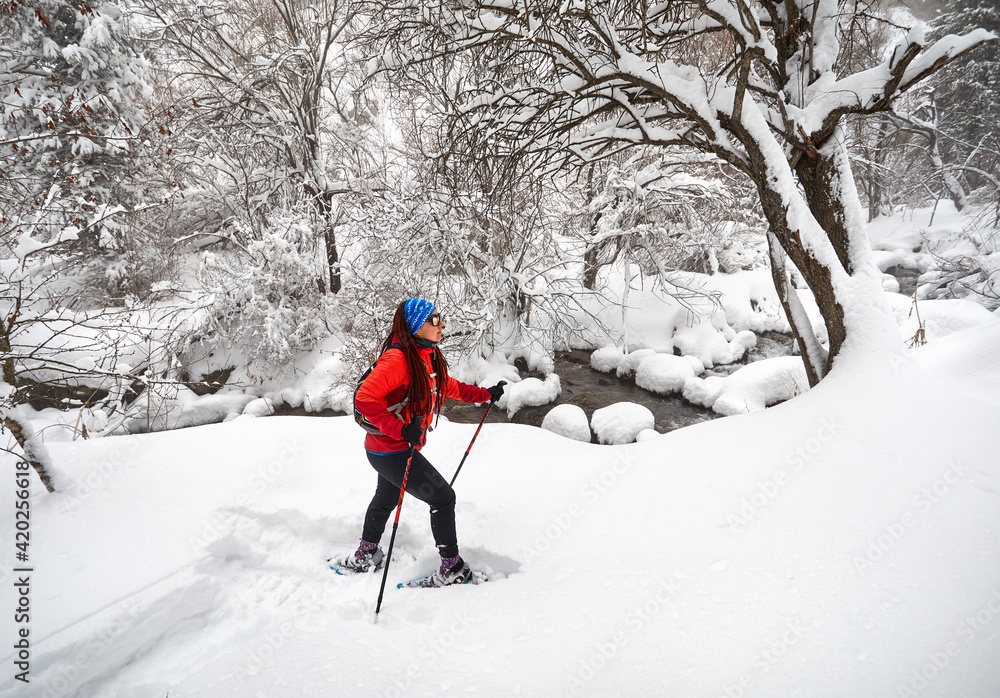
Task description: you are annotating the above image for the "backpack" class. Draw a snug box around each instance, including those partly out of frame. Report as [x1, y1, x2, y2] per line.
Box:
[353, 343, 407, 435]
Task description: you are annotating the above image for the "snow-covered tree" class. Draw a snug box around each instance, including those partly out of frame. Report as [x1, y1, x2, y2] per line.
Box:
[371, 0, 995, 386]
[195, 207, 335, 379]
[142, 0, 382, 294]
[343, 50, 591, 362]
[2, 0, 157, 491]
[574, 152, 764, 291]
[1, 0, 152, 249]
[926, 0, 1000, 207]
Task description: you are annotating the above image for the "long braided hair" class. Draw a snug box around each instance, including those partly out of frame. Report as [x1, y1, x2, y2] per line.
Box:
[383, 301, 450, 421]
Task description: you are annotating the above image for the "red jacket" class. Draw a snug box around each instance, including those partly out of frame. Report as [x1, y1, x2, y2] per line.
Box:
[355, 343, 491, 453]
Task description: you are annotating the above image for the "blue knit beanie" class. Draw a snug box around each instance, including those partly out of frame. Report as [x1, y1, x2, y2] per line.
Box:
[403, 298, 437, 335]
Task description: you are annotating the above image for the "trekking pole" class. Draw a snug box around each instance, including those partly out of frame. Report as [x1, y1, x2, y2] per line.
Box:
[449, 401, 493, 487]
[375, 445, 415, 619]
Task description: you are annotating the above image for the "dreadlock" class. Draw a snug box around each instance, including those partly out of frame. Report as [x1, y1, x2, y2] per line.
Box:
[383, 301, 450, 421]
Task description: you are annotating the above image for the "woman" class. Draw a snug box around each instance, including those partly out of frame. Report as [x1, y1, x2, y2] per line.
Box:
[343, 298, 505, 586]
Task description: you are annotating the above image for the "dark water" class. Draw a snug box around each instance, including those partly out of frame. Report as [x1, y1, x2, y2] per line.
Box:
[443, 350, 717, 437]
[884, 265, 921, 297]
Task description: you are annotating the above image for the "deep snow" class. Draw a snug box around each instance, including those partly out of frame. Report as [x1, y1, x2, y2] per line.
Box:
[3, 316, 1000, 698]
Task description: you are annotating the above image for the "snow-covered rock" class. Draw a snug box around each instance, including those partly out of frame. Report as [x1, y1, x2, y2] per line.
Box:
[635, 354, 695, 394]
[615, 349, 656, 378]
[682, 375, 726, 408]
[590, 345, 625, 373]
[673, 320, 757, 367]
[174, 392, 257, 429]
[503, 373, 561, 416]
[635, 428, 659, 442]
[540, 404, 592, 442]
[297, 356, 354, 413]
[242, 397, 276, 418]
[683, 355, 706, 374]
[590, 401, 655, 444]
[707, 356, 808, 416]
[881, 273, 901, 293]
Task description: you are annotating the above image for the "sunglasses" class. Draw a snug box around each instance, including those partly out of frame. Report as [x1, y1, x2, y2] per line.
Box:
[428, 314, 444, 327]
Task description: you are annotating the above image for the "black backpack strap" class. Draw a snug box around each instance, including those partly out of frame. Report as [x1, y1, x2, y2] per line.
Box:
[353, 342, 408, 436]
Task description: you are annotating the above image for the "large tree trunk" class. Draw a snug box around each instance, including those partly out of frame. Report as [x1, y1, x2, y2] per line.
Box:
[3, 329, 56, 492]
[865, 116, 892, 222]
[765, 231, 827, 387]
[750, 130, 898, 386]
[582, 163, 601, 290]
[4, 414, 56, 493]
[317, 192, 342, 294]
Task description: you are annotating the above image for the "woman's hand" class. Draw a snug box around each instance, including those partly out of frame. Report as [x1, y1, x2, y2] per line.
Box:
[486, 381, 507, 403]
[401, 418, 425, 446]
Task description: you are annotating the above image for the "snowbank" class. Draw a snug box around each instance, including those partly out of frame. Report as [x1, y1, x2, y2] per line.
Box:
[121, 386, 256, 434]
[914, 317, 1000, 406]
[886, 294, 996, 343]
[263, 354, 354, 414]
[569, 267, 795, 353]
[4, 327, 1000, 698]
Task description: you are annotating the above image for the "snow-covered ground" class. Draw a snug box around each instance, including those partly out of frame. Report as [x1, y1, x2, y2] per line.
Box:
[4, 202, 1000, 697]
[3, 311, 999, 697]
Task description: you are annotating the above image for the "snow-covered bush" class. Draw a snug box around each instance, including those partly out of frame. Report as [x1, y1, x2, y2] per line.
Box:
[541, 404, 591, 442]
[919, 218, 1000, 310]
[578, 154, 767, 291]
[196, 210, 333, 380]
[591, 402, 655, 445]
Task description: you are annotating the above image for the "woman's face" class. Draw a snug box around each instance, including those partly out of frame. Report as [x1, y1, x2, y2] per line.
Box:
[414, 312, 444, 343]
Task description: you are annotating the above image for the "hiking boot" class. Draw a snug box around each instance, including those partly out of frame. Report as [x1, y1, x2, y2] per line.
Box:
[428, 557, 473, 587]
[340, 545, 384, 573]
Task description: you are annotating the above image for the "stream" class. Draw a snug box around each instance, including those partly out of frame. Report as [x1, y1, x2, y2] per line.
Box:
[443, 332, 797, 440]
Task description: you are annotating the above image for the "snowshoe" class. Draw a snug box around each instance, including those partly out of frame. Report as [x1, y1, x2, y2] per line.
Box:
[398, 559, 490, 588]
[331, 546, 384, 575]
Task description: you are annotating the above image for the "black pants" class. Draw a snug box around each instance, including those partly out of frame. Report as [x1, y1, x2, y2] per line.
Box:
[361, 450, 458, 558]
